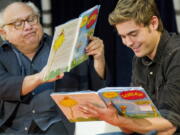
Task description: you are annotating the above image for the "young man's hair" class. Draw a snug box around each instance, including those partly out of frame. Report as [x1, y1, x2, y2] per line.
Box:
[108, 0, 164, 32]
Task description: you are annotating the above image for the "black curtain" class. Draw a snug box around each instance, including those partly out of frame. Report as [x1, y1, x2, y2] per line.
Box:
[23, 0, 41, 9]
[26, 0, 177, 87]
[51, 0, 100, 26]
[155, 0, 178, 33]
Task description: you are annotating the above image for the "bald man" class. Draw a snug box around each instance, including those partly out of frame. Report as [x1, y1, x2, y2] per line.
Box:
[0, 2, 105, 134]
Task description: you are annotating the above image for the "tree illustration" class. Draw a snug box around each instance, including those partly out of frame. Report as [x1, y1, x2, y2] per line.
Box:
[59, 96, 78, 119]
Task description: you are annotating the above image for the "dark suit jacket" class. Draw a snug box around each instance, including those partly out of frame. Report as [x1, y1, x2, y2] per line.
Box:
[0, 34, 105, 134]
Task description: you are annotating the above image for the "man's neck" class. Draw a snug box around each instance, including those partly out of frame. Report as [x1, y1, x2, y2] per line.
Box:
[148, 31, 162, 60]
[16, 44, 39, 60]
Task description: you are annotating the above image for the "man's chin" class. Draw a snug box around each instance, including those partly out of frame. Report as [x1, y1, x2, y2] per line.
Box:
[134, 53, 145, 58]
[25, 40, 39, 46]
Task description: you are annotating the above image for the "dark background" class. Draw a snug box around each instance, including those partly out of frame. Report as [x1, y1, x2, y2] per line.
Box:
[2, 0, 178, 87]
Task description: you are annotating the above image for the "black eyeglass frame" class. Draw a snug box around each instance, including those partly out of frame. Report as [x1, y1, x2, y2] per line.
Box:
[1, 14, 39, 30]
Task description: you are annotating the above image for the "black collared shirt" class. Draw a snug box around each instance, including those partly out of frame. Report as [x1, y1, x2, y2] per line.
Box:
[131, 31, 180, 133]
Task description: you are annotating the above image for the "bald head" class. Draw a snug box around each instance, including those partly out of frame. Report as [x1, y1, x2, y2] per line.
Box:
[1, 2, 39, 27]
[4, 2, 33, 13]
[0, 1, 43, 52]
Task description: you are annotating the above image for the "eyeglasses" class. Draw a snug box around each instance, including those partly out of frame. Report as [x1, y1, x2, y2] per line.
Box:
[2, 15, 39, 30]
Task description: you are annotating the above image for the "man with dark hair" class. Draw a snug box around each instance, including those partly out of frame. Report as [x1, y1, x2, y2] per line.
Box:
[80, 0, 180, 134]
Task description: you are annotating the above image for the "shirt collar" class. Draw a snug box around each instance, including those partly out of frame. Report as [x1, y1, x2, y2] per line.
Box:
[1, 40, 11, 48]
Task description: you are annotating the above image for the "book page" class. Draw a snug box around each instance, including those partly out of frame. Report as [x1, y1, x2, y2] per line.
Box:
[43, 18, 81, 81]
[70, 5, 100, 69]
[51, 91, 106, 122]
[98, 87, 161, 118]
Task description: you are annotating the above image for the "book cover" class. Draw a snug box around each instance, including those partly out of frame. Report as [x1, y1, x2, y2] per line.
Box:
[51, 87, 161, 123]
[50, 91, 106, 122]
[98, 87, 161, 118]
[71, 5, 100, 69]
[43, 5, 100, 81]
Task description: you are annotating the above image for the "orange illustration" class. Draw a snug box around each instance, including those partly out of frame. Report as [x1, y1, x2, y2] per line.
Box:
[120, 105, 127, 116]
[80, 16, 88, 28]
[102, 91, 119, 99]
[59, 96, 78, 119]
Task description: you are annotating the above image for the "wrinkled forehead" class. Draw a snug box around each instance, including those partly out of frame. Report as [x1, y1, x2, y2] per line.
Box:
[3, 3, 35, 23]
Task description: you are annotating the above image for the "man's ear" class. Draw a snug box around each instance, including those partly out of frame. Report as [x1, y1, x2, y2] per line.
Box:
[150, 16, 159, 30]
[0, 28, 6, 40]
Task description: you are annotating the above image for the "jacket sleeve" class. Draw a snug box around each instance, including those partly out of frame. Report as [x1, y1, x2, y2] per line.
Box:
[0, 52, 24, 101]
[158, 48, 180, 128]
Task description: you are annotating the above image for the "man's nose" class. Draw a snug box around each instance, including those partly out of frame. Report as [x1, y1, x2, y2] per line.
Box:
[24, 21, 32, 30]
[124, 36, 133, 47]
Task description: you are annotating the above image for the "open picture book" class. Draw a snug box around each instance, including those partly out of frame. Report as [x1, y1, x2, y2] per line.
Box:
[50, 87, 161, 122]
[43, 5, 100, 81]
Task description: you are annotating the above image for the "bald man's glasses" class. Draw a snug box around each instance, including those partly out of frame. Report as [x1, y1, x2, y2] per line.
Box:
[3, 15, 39, 30]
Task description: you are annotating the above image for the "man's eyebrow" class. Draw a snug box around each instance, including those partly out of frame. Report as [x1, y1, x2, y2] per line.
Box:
[7, 17, 23, 24]
[127, 30, 138, 35]
[7, 14, 35, 23]
[118, 30, 138, 37]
